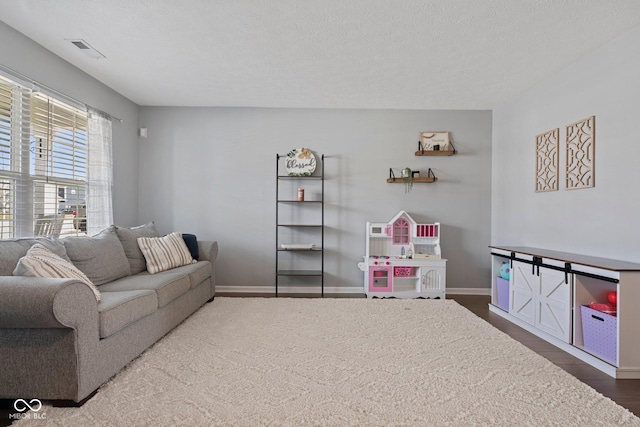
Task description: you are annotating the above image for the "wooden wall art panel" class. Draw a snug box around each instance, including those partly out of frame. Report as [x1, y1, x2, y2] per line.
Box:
[565, 116, 595, 190]
[535, 128, 559, 192]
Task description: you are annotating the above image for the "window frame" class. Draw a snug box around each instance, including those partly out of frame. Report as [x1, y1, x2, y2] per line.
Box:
[0, 75, 89, 239]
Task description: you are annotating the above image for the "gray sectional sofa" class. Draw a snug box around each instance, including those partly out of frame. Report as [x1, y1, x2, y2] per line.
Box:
[0, 223, 218, 403]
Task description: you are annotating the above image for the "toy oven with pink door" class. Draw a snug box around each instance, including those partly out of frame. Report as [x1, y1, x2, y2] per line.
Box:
[369, 266, 392, 292]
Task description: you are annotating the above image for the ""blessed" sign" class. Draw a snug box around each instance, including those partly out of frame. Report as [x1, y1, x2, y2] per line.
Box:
[285, 148, 317, 176]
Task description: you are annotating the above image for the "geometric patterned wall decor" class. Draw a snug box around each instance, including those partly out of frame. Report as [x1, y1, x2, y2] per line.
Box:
[565, 115, 595, 190]
[535, 128, 559, 192]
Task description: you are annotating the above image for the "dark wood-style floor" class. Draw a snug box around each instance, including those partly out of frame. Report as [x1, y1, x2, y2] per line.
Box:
[450, 294, 640, 417]
[1, 294, 638, 425]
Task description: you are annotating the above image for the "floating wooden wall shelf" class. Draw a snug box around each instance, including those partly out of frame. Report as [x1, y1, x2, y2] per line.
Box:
[387, 177, 438, 183]
[414, 149, 456, 156]
[387, 168, 437, 183]
[415, 140, 457, 156]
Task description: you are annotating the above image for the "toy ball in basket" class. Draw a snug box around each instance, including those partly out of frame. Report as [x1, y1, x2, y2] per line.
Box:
[394, 267, 412, 277]
[587, 291, 618, 316]
[499, 262, 510, 280]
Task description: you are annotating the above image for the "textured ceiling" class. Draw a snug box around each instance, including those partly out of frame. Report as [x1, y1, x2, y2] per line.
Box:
[1, 0, 640, 109]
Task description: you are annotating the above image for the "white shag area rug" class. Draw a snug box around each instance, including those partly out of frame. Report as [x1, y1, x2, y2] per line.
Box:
[18, 298, 640, 426]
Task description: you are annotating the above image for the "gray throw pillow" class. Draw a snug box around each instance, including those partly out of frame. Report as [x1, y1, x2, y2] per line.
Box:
[63, 226, 131, 285]
[114, 222, 160, 274]
[0, 237, 69, 276]
[13, 243, 101, 302]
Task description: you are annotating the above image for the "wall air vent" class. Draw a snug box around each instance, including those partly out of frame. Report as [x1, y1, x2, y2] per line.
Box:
[66, 39, 106, 59]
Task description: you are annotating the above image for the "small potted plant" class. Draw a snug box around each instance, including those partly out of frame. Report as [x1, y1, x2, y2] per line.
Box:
[401, 167, 413, 193]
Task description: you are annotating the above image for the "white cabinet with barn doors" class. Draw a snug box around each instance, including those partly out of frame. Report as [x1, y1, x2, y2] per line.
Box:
[510, 258, 571, 343]
[489, 245, 640, 379]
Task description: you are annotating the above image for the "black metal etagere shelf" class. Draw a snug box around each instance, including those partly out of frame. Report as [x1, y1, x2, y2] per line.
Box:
[275, 154, 325, 297]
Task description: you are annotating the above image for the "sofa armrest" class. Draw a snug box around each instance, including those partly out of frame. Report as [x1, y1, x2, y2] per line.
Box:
[197, 240, 218, 263]
[0, 276, 98, 329]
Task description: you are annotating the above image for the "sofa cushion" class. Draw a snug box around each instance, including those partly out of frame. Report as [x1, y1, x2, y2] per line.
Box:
[0, 237, 69, 276]
[137, 232, 196, 274]
[170, 261, 212, 289]
[98, 290, 158, 338]
[13, 244, 101, 302]
[99, 271, 191, 308]
[115, 222, 160, 275]
[63, 226, 131, 286]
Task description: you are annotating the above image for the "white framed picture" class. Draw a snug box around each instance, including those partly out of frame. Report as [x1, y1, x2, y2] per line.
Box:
[419, 131, 450, 151]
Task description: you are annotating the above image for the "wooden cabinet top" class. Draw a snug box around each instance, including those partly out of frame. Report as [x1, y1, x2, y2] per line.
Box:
[490, 245, 640, 272]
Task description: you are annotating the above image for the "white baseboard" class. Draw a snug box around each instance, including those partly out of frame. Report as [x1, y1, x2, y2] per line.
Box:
[216, 285, 490, 296]
[446, 287, 491, 296]
[216, 286, 362, 295]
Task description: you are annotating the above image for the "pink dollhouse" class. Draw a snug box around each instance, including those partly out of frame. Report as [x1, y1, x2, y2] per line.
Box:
[358, 211, 447, 298]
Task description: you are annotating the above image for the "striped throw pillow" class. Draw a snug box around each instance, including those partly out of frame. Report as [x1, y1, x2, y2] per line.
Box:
[137, 232, 196, 274]
[13, 243, 101, 302]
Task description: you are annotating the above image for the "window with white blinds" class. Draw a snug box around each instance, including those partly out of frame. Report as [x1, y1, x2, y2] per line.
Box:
[0, 83, 12, 172]
[0, 75, 90, 238]
[0, 79, 19, 239]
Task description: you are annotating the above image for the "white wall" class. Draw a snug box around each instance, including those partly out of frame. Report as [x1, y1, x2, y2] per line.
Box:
[138, 107, 492, 292]
[492, 25, 640, 261]
[0, 22, 140, 226]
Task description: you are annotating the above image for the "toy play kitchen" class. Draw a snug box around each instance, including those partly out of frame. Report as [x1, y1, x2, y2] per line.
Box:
[358, 210, 447, 298]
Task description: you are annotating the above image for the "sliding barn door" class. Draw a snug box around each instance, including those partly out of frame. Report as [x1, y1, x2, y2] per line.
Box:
[510, 261, 535, 326]
[511, 260, 572, 343]
[536, 267, 571, 343]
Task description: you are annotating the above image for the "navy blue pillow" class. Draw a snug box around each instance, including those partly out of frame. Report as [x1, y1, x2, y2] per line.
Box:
[181, 233, 199, 260]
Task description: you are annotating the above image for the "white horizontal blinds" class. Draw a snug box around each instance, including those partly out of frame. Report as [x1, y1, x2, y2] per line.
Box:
[31, 94, 88, 180]
[0, 82, 11, 171]
[13, 83, 33, 237]
[0, 77, 31, 238]
[0, 178, 11, 238]
[0, 81, 11, 238]
[0, 72, 109, 239]
[30, 94, 88, 237]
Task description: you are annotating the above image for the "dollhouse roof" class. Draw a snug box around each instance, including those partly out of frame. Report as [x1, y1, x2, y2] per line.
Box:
[387, 210, 416, 226]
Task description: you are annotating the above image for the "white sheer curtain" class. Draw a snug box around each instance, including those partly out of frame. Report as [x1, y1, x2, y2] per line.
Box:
[86, 108, 113, 236]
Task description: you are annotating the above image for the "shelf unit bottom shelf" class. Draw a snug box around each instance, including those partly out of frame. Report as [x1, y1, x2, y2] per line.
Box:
[276, 270, 324, 297]
[277, 270, 323, 276]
